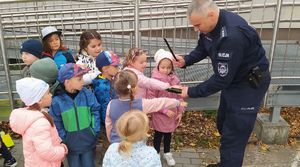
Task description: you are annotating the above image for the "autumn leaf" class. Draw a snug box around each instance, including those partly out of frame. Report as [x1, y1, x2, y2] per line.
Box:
[213, 131, 220, 137]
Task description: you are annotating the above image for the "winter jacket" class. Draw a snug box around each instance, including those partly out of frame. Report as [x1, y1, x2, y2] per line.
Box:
[147, 68, 185, 132]
[10, 108, 67, 167]
[76, 51, 101, 85]
[92, 75, 117, 124]
[123, 67, 170, 98]
[102, 140, 161, 167]
[49, 87, 100, 154]
[43, 48, 75, 70]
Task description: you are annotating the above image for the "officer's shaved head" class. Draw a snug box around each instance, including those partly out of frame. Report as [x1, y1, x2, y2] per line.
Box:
[187, 0, 218, 17]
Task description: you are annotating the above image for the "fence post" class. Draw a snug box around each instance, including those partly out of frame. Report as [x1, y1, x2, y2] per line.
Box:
[134, 0, 140, 48]
[264, 0, 283, 123]
[0, 16, 14, 110]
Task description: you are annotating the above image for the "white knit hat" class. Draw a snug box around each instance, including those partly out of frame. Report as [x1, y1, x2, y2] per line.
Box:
[154, 49, 174, 66]
[41, 26, 61, 40]
[16, 77, 49, 106]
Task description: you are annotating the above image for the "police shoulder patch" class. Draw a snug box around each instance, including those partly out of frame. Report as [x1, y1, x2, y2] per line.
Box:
[217, 62, 228, 77]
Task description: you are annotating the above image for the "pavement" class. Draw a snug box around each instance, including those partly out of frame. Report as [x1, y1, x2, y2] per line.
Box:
[1, 139, 300, 167]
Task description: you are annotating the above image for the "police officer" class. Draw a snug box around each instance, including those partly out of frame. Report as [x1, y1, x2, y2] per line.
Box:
[174, 0, 271, 167]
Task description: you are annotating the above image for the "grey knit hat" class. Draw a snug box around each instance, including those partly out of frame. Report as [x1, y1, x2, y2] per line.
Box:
[29, 58, 58, 85]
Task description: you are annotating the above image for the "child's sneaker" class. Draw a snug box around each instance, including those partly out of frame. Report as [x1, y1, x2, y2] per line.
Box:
[4, 157, 18, 167]
[163, 152, 175, 166]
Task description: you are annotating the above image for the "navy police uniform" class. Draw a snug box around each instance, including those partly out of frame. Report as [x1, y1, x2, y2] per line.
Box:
[184, 10, 271, 167]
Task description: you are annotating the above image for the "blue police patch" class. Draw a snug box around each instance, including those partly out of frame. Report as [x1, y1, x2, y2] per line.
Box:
[218, 62, 228, 77]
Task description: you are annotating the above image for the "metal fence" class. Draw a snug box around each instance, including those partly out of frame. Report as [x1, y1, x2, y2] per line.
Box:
[0, 0, 299, 119]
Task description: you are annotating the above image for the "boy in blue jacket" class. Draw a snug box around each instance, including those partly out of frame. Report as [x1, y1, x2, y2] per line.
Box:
[50, 63, 100, 167]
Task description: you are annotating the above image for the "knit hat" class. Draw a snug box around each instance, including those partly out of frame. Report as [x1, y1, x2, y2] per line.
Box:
[58, 63, 90, 83]
[41, 26, 62, 40]
[154, 49, 174, 66]
[29, 58, 58, 85]
[16, 77, 49, 106]
[20, 39, 43, 59]
[96, 50, 120, 69]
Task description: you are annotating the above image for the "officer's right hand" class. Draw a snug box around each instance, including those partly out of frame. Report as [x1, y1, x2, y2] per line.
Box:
[173, 55, 185, 68]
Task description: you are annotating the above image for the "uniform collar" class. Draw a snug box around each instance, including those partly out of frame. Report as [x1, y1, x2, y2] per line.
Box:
[207, 9, 226, 39]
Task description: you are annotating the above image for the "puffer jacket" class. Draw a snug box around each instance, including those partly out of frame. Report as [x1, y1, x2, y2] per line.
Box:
[147, 68, 185, 132]
[76, 50, 101, 85]
[9, 108, 67, 167]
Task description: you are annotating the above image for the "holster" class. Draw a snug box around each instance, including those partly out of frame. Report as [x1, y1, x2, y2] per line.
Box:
[247, 66, 263, 88]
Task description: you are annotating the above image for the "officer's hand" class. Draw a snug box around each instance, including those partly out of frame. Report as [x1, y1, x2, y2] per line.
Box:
[180, 86, 189, 98]
[173, 55, 185, 68]
[172, 85, 189, 98]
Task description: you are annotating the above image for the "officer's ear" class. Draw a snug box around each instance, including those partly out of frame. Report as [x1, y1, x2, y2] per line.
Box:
[207, 10, 215, 18]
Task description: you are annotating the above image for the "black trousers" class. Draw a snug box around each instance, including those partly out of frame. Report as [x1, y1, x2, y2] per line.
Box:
[153, 130, 172, 153]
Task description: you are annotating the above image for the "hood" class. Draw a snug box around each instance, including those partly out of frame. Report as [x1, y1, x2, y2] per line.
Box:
[151, 68, 179, 85]
[9, 108, 44, 135]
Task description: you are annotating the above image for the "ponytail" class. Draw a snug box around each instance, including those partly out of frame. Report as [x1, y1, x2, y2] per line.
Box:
[128, 85, 134, 110]
[41, 111, 55, 127]
[28, 103, 54, 127]
[118, 140, 132, 154]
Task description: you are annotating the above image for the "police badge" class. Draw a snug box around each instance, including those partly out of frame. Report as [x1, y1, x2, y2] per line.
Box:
[218, 62, 228, 77]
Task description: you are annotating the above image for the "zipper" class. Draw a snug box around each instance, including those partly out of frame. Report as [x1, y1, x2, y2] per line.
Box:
[73, 100, 80, 131]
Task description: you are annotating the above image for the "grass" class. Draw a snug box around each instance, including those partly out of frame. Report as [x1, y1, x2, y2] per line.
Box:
[202, 110, 218, 119]
[0, 100, 12, 120]
[0, 100, 22, 120]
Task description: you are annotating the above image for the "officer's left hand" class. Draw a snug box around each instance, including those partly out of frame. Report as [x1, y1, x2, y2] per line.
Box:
[171, 85, 189, 98]
[180, 86, 189, 98]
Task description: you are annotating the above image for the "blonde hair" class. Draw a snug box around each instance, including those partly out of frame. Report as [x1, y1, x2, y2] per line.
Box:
[116, 110, 149, 154]
[187, 0, 218, 17]
[113, 70, 138, 110]
[123, 48, 145, 67]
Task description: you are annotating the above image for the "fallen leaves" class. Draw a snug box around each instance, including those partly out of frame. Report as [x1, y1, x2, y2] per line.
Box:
[1, 107, 299, 150]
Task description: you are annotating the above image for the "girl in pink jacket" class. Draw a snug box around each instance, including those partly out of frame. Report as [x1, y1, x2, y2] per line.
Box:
[9, 78, 68, 167]
[123, 47, 171, 98]
[147, 49, 185, 167]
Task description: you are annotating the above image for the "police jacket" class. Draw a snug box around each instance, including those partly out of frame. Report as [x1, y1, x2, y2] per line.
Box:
[185, 9, 269, 98]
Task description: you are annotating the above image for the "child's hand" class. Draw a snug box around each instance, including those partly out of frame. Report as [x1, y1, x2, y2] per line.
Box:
[77, 64, 87, 69]
[176, 113, 182, 126]
[166, 110, 175, 118]
[180, 101, 188, 107]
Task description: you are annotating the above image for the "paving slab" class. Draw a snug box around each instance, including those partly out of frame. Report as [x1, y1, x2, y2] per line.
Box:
[1, 140, 299, 167]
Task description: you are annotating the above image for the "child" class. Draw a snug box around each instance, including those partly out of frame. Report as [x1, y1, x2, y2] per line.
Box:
[106, 70, 187, 143]
[76, 30, 102, 85]
[29, 57, 59, 95]
[147, 49, 185, 166]
[20, 39, 43, 77]
[92, 50, 119, 152]
[41, 26, 75, 69]
[0, 136, 17, 167]
[49, 63, 100, 167]
[9, 77, 68, 167]
[123, 48, 171, 98]
[102, 111, 161, 167]
[92, 50, 119, 125]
